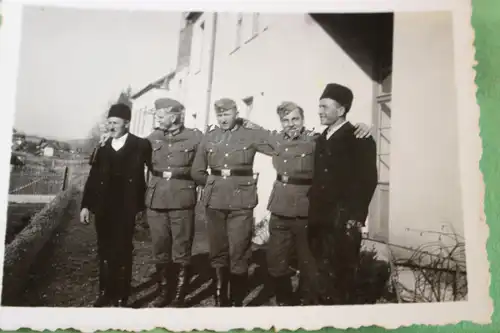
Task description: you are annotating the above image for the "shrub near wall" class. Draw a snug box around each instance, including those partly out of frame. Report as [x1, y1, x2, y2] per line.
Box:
[1, 186, 81, 305]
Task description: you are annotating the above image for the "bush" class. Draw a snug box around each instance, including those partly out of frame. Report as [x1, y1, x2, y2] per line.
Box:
[352, 249, 395, 304]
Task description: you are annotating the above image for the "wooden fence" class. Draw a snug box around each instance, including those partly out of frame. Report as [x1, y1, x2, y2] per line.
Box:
[9, 163, 90, 202]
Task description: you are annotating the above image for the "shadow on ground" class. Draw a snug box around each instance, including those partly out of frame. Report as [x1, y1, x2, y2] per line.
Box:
[15, 203, 279, 307]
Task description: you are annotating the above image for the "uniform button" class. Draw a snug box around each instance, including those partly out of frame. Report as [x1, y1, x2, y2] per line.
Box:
[226, 143, 229, 146]
[284, 171, 287, 175]
[225, 153, 229, 157]
[168, 166, 171, 169]
[224, 164, 228, 167]
[169, 144, 172, 147]
[285, 148, 288, 152]
[284, 160, 287, 163]
[301, 153, 306, 157]
[324, 168, 328, 172]
[243, 147, 247, 150]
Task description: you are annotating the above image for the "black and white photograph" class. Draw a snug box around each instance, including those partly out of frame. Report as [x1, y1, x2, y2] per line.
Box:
[0, 0, 490, 331]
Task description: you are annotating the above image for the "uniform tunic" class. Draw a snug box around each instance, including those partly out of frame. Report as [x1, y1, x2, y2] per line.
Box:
[191, 124, 274, 274]
[145, 126, 203, 265]
[265, 128, 318, 285]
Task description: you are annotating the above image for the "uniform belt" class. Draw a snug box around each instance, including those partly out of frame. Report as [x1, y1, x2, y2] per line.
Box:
[151, 170, 192, 180]
[211, 169, 254, 177]
[277, 174, 312, 185]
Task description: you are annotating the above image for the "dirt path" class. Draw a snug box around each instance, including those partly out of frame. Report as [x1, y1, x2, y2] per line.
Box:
[19, 205, 278, 307]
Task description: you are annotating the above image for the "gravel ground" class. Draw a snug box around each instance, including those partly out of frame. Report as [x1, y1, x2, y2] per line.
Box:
[17, 204, 281, 308]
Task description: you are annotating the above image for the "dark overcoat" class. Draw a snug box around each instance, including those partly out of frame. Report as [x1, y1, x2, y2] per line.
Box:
[81, 133, 152, 219]
[307, 121, 378, 304]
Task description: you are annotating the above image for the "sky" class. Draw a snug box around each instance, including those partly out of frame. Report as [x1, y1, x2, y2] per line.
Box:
[14, 5, 181, 140]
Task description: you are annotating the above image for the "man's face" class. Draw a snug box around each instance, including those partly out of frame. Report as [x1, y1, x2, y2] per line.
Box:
[107, 117, 129, 138]
[154, 109, 175, 130]
[280, 108, 304, 137]
[216, 108, 238, 130]
[318, 98, 345, 126]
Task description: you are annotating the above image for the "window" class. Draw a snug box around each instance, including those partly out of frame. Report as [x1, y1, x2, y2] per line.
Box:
[194, 21, 205, 73]
[368, 66, 392, 241]
[252, 13, 260, 36]
[242, 96, 254, 118]
[235, 13, 243, 50]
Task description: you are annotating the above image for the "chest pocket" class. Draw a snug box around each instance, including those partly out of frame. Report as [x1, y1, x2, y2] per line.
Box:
[151, 140, 165, 164]
[206, 142, 219, 166]
[169, 142, 197, 166]
[228, 139, 253, 166]
[295, 144, 314, 172]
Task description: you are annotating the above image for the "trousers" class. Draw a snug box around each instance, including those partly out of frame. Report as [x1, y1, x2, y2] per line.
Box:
[94, 210, 135, 301]
[146, 208, 195, 265]
[205, 208, 254, 274]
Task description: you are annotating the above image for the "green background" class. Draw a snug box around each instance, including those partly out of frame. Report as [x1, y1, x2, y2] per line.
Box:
[3, 0, 500, 332]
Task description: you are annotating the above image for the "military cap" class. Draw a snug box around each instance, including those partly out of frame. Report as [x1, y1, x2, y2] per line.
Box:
[276, 101, 302, 118]
[320, 83, 354, 112]
[154, 98, 184, 113]
[214, 98, 237, 112]
[107, 103, 131, 121]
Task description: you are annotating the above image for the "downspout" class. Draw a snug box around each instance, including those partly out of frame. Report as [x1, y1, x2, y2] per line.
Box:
[204, 12, 218, 132]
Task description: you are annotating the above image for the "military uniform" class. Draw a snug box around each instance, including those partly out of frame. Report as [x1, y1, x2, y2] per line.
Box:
[145, 98, 203, 307]
[265, 123, 319, 306]
[190, 98, 275, 307]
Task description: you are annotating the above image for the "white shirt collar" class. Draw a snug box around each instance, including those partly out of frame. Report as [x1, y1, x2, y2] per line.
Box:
[326, 120, 348, 139]
[111, 132, 128, 151]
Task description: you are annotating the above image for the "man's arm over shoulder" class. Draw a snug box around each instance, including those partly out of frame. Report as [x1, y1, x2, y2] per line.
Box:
[347, 136, 378, 224]
[239, 118, 278, 156]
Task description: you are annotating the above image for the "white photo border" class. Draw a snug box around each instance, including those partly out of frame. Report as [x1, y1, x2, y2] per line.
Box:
[0, 0, 491, 331]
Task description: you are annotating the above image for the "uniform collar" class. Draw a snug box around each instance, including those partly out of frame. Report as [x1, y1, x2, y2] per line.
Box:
[165, 125, 184, 136]
[223, 123, 240, 133]
[282, 126, 305, 140]
[154, 125, 184, 136]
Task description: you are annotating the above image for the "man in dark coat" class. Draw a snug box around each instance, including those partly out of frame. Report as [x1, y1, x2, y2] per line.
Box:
[80, 103, 152, 307]
[307, 83, 378, 305]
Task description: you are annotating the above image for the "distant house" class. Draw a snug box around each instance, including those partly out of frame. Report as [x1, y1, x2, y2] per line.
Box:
[129, 73, 177, 138]
[42, 146, 54, 157]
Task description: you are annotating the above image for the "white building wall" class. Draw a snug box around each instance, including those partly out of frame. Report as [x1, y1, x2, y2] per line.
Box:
[208, 13, 375, 223]
[390, 11, 463, 249]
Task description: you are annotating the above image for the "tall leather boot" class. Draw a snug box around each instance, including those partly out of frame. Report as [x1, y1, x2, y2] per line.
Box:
[171, 264, 190, 307]
[94, 259, 112, 307]
[273, 275, 293, 306]
[213, 267, 230, 307]
[230, 273, 248, 307]
[149, 263, 176, 307]
[148, 263, 164, 282]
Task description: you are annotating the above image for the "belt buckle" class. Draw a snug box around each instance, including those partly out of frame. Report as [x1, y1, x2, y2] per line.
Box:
[282, 175, 289, 183]
[162, 171, 172, 180]
[221, 169, 231, 177]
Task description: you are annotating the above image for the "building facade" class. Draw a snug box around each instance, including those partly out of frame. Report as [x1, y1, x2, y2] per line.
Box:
[153, 11, 464, 249]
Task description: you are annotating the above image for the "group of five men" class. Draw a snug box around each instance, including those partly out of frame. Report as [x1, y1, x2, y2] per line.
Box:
[80, 82, 378, 308]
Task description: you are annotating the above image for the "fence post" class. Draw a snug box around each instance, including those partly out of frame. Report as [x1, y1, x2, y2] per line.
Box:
[61, 166, 69, 191]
